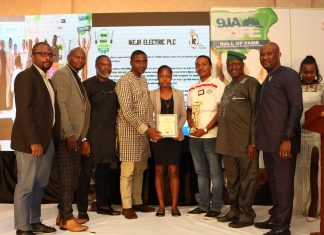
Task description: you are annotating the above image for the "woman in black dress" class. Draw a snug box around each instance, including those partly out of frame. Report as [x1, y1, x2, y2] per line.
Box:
[149, 65, 186, 216]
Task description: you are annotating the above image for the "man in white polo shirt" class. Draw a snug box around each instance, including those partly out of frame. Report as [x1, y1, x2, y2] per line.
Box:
[187, 55, 225, 219]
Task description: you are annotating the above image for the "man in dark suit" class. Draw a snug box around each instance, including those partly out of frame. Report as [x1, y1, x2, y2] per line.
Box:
[11, 42, 60, 235]
[255, 42, 303, 235]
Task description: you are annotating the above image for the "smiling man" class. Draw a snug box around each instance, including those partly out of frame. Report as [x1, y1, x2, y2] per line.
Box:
[255, 42, 303, 235]
[215, 51, 260, 228]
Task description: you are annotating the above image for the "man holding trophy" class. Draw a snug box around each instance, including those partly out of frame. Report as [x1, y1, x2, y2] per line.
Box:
[187, 55, 225, 219]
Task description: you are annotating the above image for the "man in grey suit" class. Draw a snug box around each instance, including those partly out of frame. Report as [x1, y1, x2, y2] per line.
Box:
[51, 47, 90, 232]
[254, 42, 303, 235]
[11, 42, 60, 235]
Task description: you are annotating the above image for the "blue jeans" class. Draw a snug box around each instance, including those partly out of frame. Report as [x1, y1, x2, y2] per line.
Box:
[189, 137, 223, 211]
[14, 140, 54, 231]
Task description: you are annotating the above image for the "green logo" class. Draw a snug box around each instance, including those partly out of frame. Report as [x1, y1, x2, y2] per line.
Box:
[210, 8, 278, 53]
[95, 29, 113, 54]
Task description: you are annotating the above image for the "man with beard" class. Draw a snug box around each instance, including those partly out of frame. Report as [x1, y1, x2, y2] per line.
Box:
[51, 47, 90, 232]
[76, 55, 120, 220]
[11, 42, 60, 235]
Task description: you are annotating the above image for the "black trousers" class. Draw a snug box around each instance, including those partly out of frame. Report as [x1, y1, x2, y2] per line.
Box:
[263, 151, 297, 231]
[76, 156, 112, 213]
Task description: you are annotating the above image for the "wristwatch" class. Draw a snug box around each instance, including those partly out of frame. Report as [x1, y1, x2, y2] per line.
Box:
[203, 128, 208, 134]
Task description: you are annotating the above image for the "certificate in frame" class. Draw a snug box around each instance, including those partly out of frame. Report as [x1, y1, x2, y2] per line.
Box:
[157, 114, 178, 138]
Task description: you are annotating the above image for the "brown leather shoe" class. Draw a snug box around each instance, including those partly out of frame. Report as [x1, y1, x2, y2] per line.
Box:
[132, 204, 155, 212]
[122, 208, 138, 219]
[55, 214, 60, 226]
[74, 217, 88, 224]
[60, 219, 88, 232]
[56, 213, 88, 226]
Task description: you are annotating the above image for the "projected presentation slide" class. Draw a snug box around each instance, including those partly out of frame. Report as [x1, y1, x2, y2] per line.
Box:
[88, 26, 209, 94]
[0, 13, 209, 150]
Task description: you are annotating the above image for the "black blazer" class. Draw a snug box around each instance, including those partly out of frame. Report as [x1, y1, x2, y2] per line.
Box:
[11, 65, 60, 153]
[256, 66, 303, 154]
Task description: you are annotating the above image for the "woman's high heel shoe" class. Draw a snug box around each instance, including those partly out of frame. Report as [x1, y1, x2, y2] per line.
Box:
[156, 209, 165, 217]
[171, 209, 181, 217]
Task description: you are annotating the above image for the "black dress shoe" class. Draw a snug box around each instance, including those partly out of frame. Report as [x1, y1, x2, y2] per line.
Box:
[97, 207, 121, 216]
[187, 207, 206, 214]
[217, 212, 239, 222]
[204, 210, 220, 220]
[30, 222, 57, 234]
[255, 219, 274, 229]
[263, 229, 291, 235]
[78, 212, 90, 221]
[228, 219, 254, 228]
[132, 204, 155, 212]
[156, 209, 165, 217]
[171, 209, 181, 217]
[16, 230, 35, 235]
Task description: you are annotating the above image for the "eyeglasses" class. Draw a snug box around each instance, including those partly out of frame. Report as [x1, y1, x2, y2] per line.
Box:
[33, 52, 55, 58]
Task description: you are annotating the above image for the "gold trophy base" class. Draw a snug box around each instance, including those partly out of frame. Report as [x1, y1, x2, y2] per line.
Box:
[190, 127, 197, 134]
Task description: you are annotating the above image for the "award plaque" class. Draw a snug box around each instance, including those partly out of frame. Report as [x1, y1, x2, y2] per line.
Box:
[190, 101, 201, 134]
[157, 114, 178, 138]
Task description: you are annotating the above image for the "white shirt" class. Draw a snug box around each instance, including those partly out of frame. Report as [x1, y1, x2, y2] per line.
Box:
[34, 64, 55, 126]
[187, 76, 225, 138]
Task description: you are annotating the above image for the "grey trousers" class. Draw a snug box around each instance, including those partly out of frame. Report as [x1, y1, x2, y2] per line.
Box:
[14, 140, 54, 231]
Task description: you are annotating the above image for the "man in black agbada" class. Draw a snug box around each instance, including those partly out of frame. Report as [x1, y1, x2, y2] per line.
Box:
[77, 55, 120, 220]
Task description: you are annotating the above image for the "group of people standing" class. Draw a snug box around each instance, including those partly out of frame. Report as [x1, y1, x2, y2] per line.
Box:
[0, 37, 23, 111]
[10, 40, 323, 235]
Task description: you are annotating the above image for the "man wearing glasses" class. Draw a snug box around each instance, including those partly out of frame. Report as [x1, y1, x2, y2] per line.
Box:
[11, 42, 60, 235]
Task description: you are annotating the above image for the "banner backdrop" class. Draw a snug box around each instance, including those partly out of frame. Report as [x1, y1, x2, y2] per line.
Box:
[0, 13, 209, 150]
[210, 7, 324, 84]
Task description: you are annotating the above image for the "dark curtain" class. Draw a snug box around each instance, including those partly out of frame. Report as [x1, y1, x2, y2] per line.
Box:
[0, 137, 271, 205]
